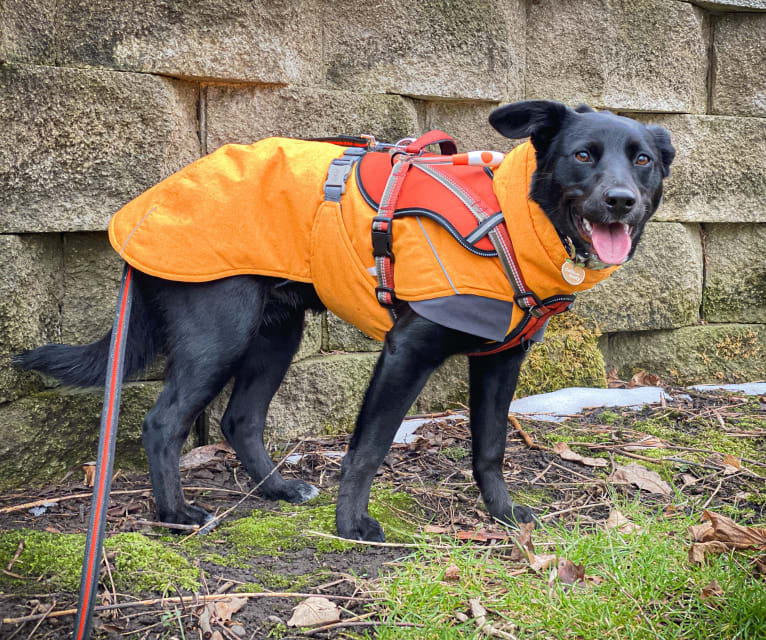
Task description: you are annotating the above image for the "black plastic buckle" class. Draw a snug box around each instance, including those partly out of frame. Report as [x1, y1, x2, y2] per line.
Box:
[375, 285, 396, 306]
[372, 215, 393, 258]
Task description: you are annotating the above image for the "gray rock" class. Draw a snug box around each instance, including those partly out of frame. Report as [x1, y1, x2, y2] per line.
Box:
[686, 0, 766, 10]
[0, 234, 62, 404]
[605, 324, 766, 385]
[206, 86, 419, 150]
[0, 382, 161, 489]
[414, 101, 520, 153]
[636, 114, 766, 223]
[324, 313, 382, 353]
[575, 223, 703, 332]
[294, 313, 324, 362]
[56, 0, 321, 85]
[0, 64, 199, 233]
[712, 14, 766, 117]
[321, 0, 525, 100]
[704, 224, 766, 323]
[0, 0, 56, 64]
[526, 0, 707, 113]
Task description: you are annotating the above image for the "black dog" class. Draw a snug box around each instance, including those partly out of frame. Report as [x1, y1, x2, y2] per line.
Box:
[15, 101, 674, 542]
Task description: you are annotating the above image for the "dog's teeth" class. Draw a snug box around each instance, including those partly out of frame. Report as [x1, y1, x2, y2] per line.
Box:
[621, 223, 631, 233]
[582, 218, 592, 233]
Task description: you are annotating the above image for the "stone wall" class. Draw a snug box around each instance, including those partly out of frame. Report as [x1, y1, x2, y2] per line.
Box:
[1, 0, 764, 487]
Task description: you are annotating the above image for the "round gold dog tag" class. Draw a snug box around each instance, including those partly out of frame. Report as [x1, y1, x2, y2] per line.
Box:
[561, 260, 586, 285]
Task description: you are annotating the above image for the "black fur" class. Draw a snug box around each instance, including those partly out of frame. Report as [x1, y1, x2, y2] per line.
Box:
[15, 101, 673, 541]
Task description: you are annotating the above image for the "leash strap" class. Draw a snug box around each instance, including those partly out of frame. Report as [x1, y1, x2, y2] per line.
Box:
[73, 263, 134, 640]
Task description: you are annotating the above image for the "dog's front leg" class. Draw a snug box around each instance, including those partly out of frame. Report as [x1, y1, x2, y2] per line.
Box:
[336, 310, 475, 541]
[468, 346, 537, 527]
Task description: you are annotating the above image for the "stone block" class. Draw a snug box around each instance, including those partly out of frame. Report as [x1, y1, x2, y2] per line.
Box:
[686, 0, 766, 10]
[0, 382, 162, 489]
[0, 234, 62, 404]
[712, 14, 766, 117]
[415, 101, 519, 153]
[206, 86, 419, 149]
[325, 313, 382, 353]
[605, 324, 766, 385]
[0, 0, 56, 64]
[575, 223, 703, 332]
[56, 0, 321, 84]
[294, 312, 324, 362]
[413, 356, 470, 414]
[321, 0, 525, 100]
[62, 233, 123, 344]
[526, 0, 707, 112]
[0, 64, 199, 233]
[636, 114, 766, 223]
[704, 224, 766, 323]
[516, 314, 607, 398]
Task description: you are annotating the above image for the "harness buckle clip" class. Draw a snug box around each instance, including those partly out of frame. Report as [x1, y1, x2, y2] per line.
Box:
[371, 215, 394, 259]
[375, 285, 396, 307]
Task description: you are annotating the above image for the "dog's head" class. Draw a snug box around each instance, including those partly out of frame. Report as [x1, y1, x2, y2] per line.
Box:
[489, 100, 675, 268]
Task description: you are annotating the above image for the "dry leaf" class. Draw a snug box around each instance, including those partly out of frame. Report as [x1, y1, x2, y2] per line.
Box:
[688, 521, 714, 542]
[82, 464, 96, 487]
[753, 555, 766, 577]
[700, 579, 724, 600]
[584, 574, 604, 586]
[456, 528, 509, 543]
[444, 563, 461, 581]
[605, 510, 640, 534]
[553, 442, 608, 468]
[609, 463, 672, 495]
[703, 511, 766, 550]
[509, 521, 536, 562]
[629, 370, 661, 387]
[681, 473, 699, 487]
[622, 436, 666, 451]
[179, 443, 234, 471]
[689, 541, 730, 564]
[287, 597, 340, 628]
[556, 558, 585, 585]
[469, 598, 487, 619]
[528, 553, 557, 572]
[722, 455, 742, 470]
[424, 524, 450, 534]
[212, 597, 246, 624]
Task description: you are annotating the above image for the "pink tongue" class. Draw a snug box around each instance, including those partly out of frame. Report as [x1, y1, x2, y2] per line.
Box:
[590, 222, 632, 265]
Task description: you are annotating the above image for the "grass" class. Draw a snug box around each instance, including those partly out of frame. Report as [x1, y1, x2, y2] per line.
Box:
[367, 501, 766, 640]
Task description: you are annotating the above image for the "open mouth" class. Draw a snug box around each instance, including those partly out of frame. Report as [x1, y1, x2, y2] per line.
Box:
[574, 215, 634, 265]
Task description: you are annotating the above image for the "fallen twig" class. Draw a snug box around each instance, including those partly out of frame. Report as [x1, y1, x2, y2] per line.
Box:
[508, 416, 551, 451]
[540, 501, 612, 521]
[134, 519, 201, 532]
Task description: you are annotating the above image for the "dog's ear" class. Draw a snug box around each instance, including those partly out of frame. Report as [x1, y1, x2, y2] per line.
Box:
[489, 100, 572, 151]
[646, 125, 675, 178]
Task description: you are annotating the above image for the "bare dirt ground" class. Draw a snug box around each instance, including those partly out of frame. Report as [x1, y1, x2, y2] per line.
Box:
[0, 385, 763, 639]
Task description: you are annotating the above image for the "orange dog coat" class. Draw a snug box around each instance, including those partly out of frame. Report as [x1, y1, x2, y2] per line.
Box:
[109, 138, 618, 342]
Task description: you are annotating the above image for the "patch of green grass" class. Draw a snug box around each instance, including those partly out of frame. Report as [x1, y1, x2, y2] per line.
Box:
[369, 503, 766, 639]
[224, 487, 421, 556]
[441, 446, 469, 462]
[235, 568, 333, 593]
[0, 530, 199, 593]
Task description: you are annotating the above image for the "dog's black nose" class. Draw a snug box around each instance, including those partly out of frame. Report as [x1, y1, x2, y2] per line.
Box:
[604, 188, 636, 215]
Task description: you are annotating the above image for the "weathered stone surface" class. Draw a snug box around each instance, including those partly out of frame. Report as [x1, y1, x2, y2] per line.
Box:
[0, 0, 56, 64]
[0, 65, 199, 233]
[575, 223, 703, 332]
[516, 314, 607, 398]
[321, 0, 525, 100]
[605, 324, 766, 385]
[527, 0, 707, 112]
[413, 356, 469, 414]
[0, 234, 62, 404]
[325, 314, 382, 353]
[0, 383, 161, 489]
[56, 0, 321, 84]
[712, 14, 766, 117]
[295, 312, 324, 362]
[415, 101, 518, 153]
[206, 86, 418, 149]
[704, 224, 766, 323]
[637, 114, 766, 223]
[62, 233, 123, 344]
[686, 0, 766, 10]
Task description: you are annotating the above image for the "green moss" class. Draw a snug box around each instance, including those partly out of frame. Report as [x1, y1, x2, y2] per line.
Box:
[599, 410, 620, 425]
[516, 314, 607, 398]
[442, 446, 469, 462]
[224, 488, 421, 557]
[0, 530, 198, 593]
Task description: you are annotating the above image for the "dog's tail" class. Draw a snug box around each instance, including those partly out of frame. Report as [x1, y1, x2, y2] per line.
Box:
[13, 277, 163, 388]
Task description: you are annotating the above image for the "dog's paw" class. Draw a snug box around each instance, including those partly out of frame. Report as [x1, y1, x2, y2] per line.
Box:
[337, 514, 385, 542]
[263, 479, 319, 504]
[495, 504, 539, 529]
[159, 503, 214, 534]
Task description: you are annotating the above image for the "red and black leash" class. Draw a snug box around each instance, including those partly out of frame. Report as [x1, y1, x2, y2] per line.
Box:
[73, 264, 134, 640]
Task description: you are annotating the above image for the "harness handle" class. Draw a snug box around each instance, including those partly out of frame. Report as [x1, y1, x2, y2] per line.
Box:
[405, 130, 458, 156]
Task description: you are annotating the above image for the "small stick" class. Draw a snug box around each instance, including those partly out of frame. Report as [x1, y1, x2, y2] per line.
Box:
[508, 416, 551, 452]
[2, 591, 367, 626]
[134, 520, 201, 532]
[5, 540, 24, 573]
[540, 501, 612, 521]
[23, 599, 55, 640]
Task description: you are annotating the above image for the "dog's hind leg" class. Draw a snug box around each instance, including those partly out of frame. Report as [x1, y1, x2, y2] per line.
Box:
[141, 276, 271, 527]
[468, 346, 536, 527]
[219, 300, 319, 504]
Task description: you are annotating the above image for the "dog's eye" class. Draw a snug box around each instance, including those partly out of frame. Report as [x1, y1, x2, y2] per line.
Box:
[574, 150, 591, 163]
[635, 154, 651, 166]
